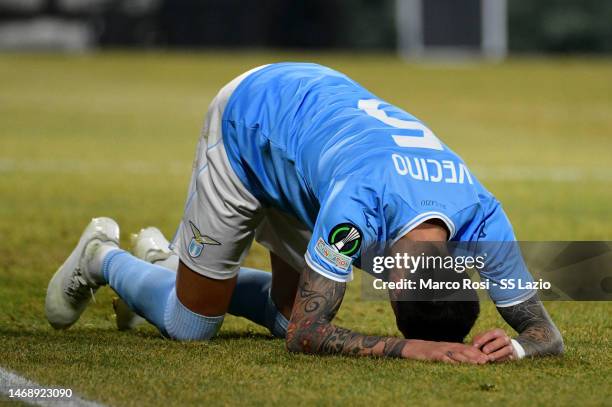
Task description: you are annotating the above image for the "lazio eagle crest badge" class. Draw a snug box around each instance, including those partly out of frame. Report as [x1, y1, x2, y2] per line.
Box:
[188, 221, 220, 258]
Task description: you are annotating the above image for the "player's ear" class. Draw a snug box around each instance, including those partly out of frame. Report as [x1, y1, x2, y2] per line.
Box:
[389, 220, 448, 266]
[404, 219, 449, 242]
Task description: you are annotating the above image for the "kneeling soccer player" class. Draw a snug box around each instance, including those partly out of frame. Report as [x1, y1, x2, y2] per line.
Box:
[46, 63, 563, 363]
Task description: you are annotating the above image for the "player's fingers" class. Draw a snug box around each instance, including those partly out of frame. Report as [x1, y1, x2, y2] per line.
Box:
[447, 348, 487, 365]
[488, 345, 515, 362]
[471, 331, 490, 347]
[446, 344, 488, 364]
[461, 351, 488, 364]
[462, 347, 489, 364]
[446, 350, 470, 364]
[472, 329, 505, 348]
[482, 335, 511, 354]
[455, 343, 488, 359]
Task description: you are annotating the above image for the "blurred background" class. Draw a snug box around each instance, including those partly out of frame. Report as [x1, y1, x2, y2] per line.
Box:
[1, 0, 611, 56]
[0, 3, 610, 404]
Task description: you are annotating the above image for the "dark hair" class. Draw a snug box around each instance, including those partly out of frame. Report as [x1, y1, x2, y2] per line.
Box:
[386, 236, 480, 342]
[393, 300, 480, 343]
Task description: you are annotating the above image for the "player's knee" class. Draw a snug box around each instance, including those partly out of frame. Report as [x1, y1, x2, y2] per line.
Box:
[163, 289, 224, 341]
[265, 294, 289, 338]
[268, 314, 288, 338]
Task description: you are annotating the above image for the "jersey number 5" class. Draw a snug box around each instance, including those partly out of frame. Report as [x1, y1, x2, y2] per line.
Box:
[358, 99, 444, 150]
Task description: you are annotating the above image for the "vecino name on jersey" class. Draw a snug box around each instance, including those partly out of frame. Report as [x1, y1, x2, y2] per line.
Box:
[391, 154, 474, 184]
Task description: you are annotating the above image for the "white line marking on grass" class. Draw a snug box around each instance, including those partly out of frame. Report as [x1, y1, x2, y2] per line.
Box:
[0, 367, 106, 407]
[0, 158, 610, 182]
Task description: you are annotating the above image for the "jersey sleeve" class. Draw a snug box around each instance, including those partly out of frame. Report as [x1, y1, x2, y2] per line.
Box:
[305, 179, 380, 282]
[476, 202, 537, 307]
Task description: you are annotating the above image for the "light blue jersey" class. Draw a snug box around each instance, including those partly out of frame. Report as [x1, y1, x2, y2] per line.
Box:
[221, 63, 534, 306]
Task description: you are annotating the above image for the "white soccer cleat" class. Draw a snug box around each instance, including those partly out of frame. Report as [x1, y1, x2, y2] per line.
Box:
[45, 217, 120, 330]
[131, 227, 175, 264]
[114, 227, 175, 330]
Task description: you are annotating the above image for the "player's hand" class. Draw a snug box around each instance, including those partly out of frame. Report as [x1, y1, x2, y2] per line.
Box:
[402, 339, 489, 364]
[472, 328, 517, 362]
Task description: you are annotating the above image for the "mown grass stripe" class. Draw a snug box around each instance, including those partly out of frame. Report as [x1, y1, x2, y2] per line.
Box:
[0, 158, 610, 182]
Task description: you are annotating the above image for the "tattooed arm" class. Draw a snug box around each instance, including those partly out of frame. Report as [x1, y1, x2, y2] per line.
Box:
[285, 264, 406, 357]
[286, 264, 489, 364]
[496, 294, 564, 358]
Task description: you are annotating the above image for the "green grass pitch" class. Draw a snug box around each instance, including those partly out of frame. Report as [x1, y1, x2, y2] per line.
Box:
[0, 52, 610, 406]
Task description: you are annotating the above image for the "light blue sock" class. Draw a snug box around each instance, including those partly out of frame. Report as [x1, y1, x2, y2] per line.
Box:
[229, 267, 289, 338]
[102, 250, 223, 339]
[102, 250, 174, 331]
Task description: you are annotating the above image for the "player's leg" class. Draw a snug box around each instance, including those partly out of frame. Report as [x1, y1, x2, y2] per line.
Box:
[107, 83, 261, 337]
[114, 227, 178, 330]
[110, 66, 270, 336]
[44, 217, 231, 339]
[102, 248, 233, 338]
[229, 207, 311, 338]
[112, 66, 264, 337]
[226, 252, 298, 338]
[132, 227, 179, 271]
[121, 225, 291, 337]
[47, 67, 264, 338]
[269, 253, 300, 319]
[45, 217, 120, 329]
[112, 238, 299, 338]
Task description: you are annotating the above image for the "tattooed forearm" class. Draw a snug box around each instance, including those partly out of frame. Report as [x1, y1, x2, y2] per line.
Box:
[497, 294, 564, 357]
[286, 266, 408, 358]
